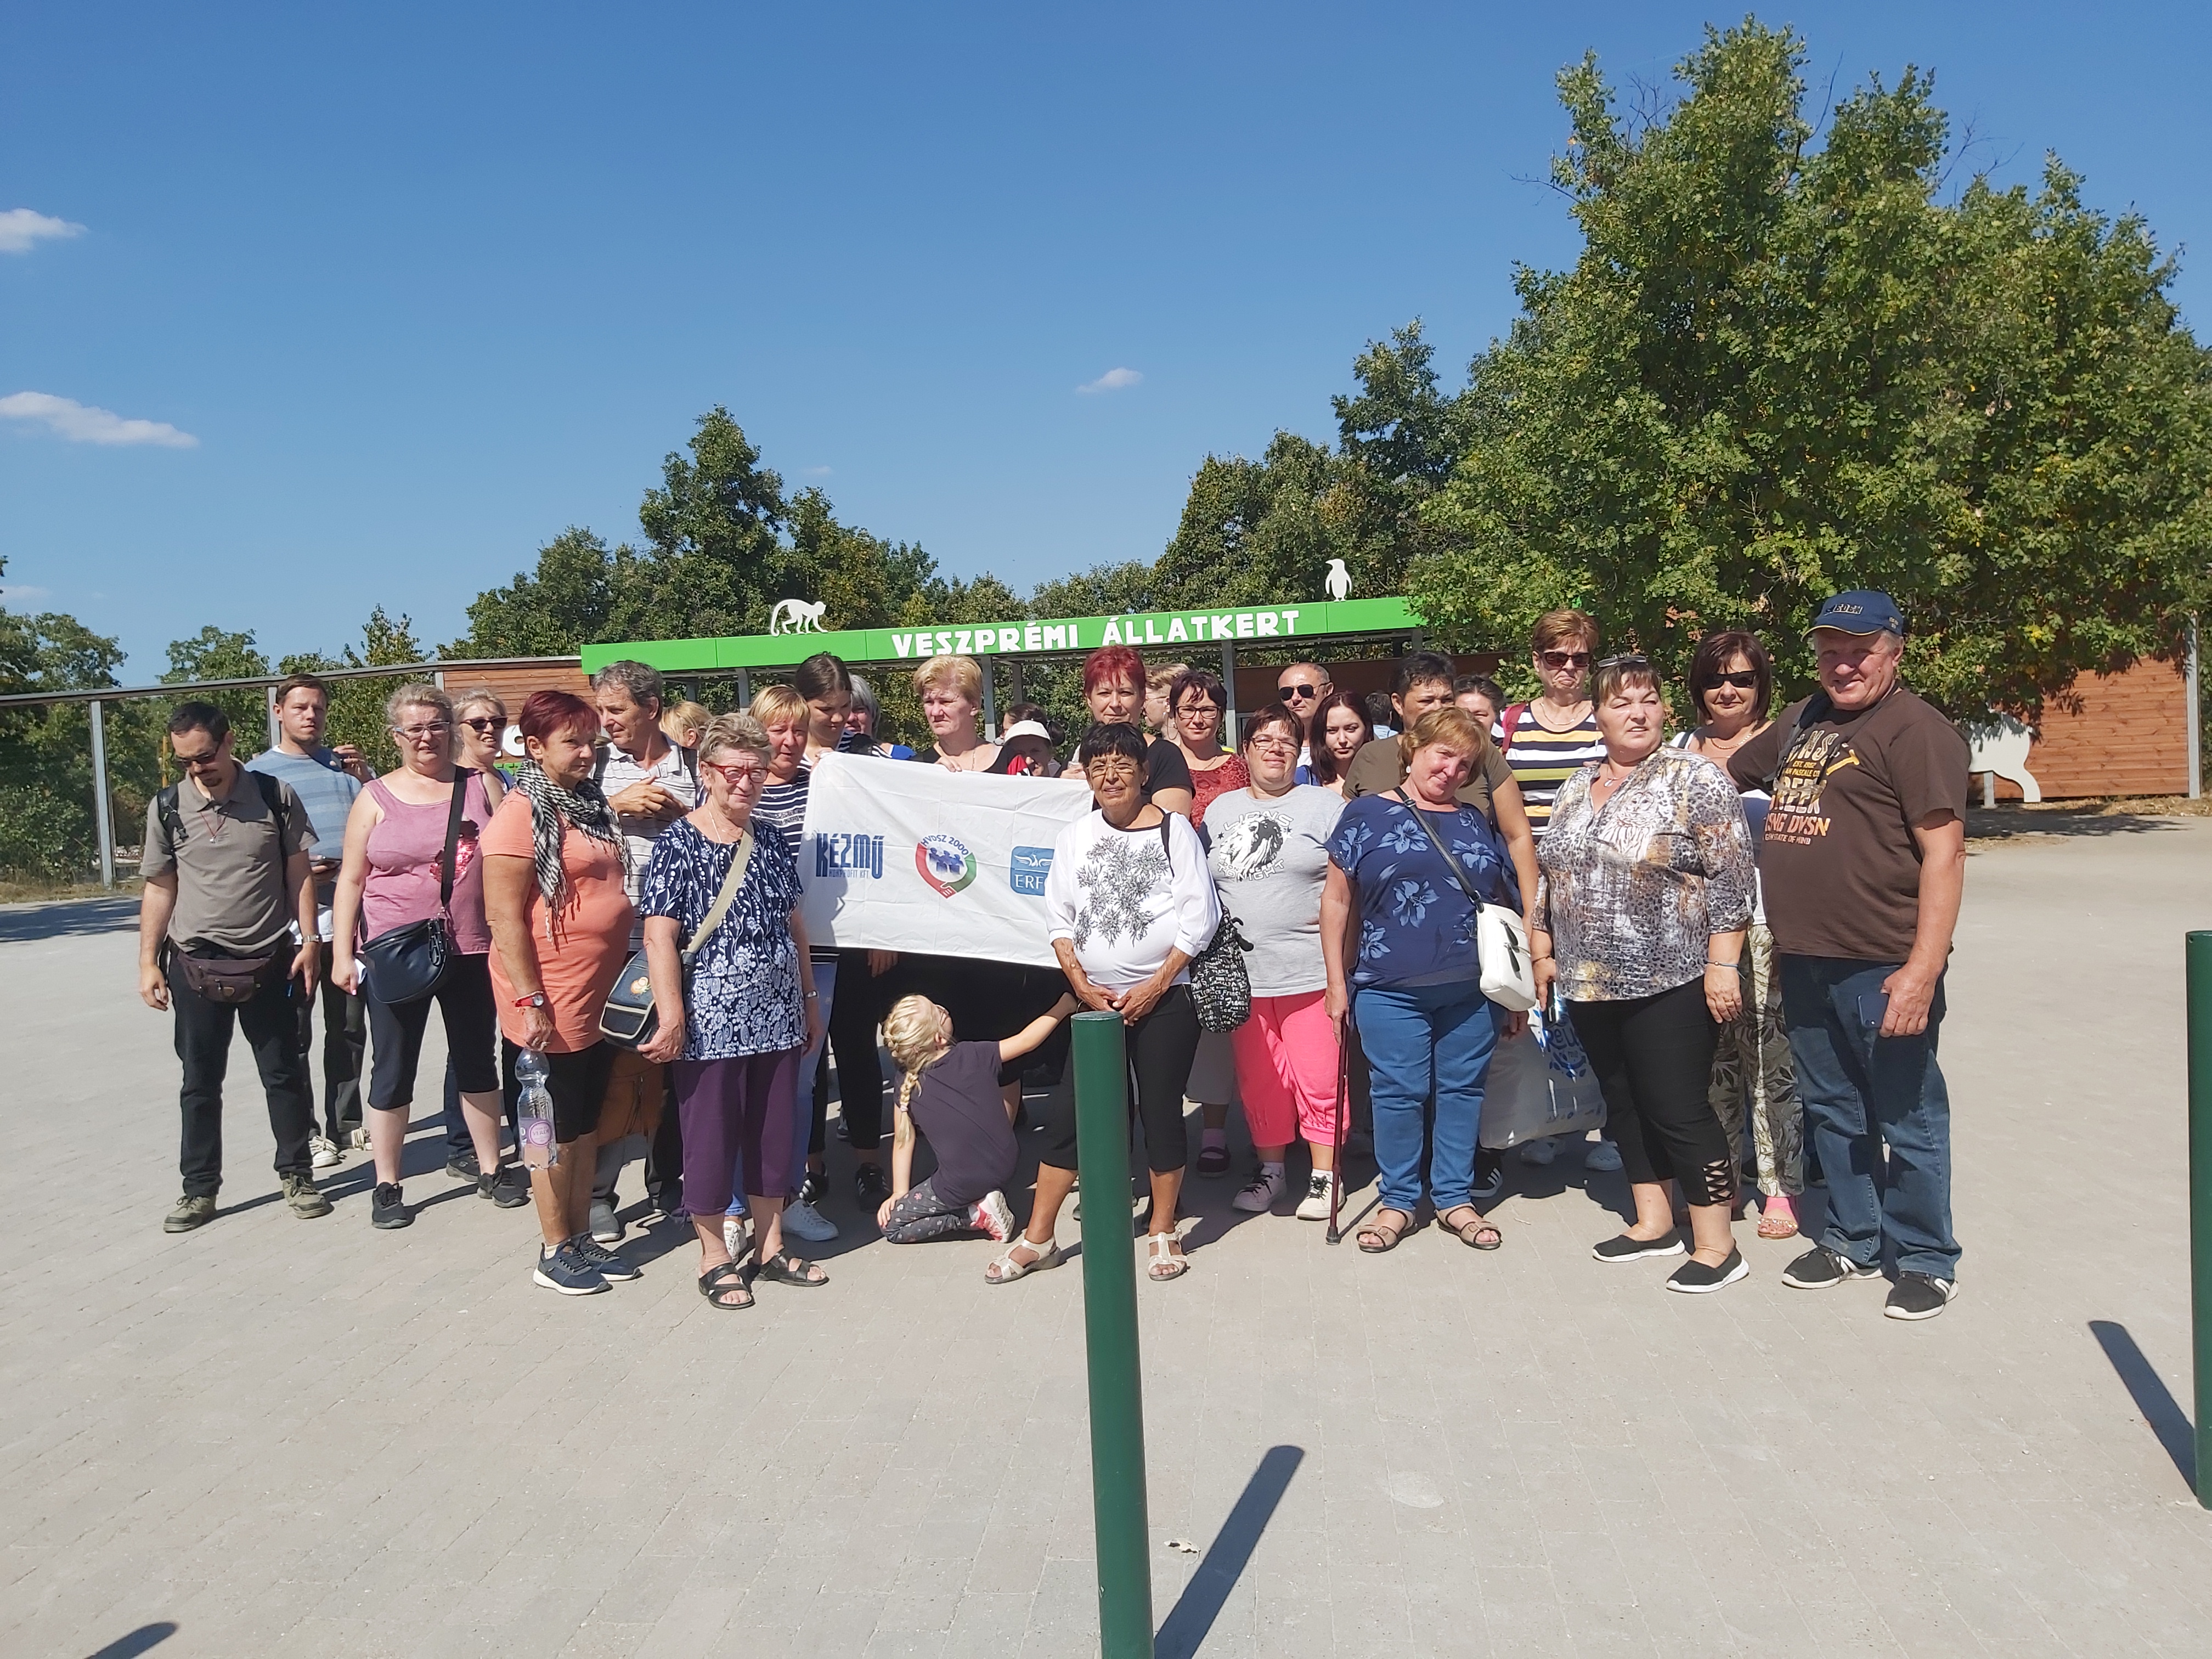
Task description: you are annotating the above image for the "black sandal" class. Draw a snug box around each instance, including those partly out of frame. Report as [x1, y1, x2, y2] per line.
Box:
[697, 1260, 753, 1310]
[757, 1250, 829, 1288]
[1439, 1205, 1503, 1250]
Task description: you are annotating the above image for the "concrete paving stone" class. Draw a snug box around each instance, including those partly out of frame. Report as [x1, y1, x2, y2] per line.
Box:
[10, 821, 2212, 1655]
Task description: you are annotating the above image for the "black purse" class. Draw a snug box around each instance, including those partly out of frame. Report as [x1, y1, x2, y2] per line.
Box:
[601, 828, 754, 1049]
[357, 773, 469, 1006]
[1155, 816, 1251, 1032]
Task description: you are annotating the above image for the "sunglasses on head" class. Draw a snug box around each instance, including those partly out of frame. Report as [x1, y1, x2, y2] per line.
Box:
[1595, 653, 1651, 671]
[1703, 669, 1759, 691]
[1539, 650, 1592, 669]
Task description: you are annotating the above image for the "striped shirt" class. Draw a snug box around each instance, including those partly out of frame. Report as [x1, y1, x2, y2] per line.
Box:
[1493, 705, 1606, 835]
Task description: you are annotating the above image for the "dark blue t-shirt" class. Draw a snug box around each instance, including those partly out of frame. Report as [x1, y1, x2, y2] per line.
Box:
[1325, 792, 1514, 989]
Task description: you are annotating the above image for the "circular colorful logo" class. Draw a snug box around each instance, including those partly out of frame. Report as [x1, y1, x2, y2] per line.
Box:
[915, 833, 978, 896]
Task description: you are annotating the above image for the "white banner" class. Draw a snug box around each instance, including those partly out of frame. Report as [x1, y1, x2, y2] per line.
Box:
[798, 753, 1094, 967]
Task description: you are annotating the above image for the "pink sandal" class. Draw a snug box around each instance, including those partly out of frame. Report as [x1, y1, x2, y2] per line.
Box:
[1756, 1195, 1799, 1240]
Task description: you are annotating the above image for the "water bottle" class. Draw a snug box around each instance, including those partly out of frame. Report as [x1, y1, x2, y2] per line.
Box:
[516, 1048, 557, 1170]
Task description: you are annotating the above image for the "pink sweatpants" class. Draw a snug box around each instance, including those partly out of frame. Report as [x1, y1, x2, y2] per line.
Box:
[1229, 990, 1341, 1150]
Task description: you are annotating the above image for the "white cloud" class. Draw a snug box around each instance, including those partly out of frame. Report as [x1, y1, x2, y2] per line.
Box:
[1077, 366, 1143, 394]
[801, 465, 833, 477]
[0, 391, 198, 448]
[0, 208, 86, 254]
[0, 584, 52, 602]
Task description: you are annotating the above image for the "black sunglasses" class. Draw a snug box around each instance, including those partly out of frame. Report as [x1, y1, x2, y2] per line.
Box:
[1703, 669, 1759, 691]
[1539, 650, 1592, 669]
[1278, 682, 1321, 699]
[459, 715, 503, 731]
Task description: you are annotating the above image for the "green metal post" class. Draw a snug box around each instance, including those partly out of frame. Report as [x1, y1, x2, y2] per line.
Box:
[1071, 1010, 1154, 1657]
[2190, 932, 2212, 1508]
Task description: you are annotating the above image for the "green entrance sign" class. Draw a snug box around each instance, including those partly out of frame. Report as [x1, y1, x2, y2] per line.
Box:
[580, 595, 1424, 675]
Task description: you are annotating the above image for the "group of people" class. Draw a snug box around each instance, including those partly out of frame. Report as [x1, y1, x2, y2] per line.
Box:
[140, 583, 1971, 1319]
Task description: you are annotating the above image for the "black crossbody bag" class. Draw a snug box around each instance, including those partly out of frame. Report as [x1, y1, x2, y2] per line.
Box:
[357, 773, 469, 1006]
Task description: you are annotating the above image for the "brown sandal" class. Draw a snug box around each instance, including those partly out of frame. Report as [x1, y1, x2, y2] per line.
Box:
[1356, 1207, 1413, 1253]
[1438, 1206, 1502, 1250]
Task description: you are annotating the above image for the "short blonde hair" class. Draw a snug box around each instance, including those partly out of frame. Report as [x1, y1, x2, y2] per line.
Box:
[1146, 662, 1188, 695]
[1396, 705, 1491, 771]
[1531, 607, 1600, 656]
[912, 654, 982, 703]
[698, 712, 771, 766]
[661, 700, 710, 746]
[750, 684, 809, 729]
[449, 685, 506, 723]
[384, 681, 454, 730]
[883, 994, 955, 1111]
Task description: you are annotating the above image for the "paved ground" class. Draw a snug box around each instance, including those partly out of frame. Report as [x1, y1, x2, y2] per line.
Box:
[5, 817, 2212, 1659]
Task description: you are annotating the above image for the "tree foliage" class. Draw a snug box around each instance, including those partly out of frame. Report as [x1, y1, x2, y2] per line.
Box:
[1411, 19, 2212, 715]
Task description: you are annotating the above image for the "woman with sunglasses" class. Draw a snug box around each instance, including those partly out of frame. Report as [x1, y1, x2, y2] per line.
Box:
[436, 688, 515, 1183]
[330, 683, 510, 1230]
[1494, 609, 1621, 1173]
[1674, 630, 1805, 1239]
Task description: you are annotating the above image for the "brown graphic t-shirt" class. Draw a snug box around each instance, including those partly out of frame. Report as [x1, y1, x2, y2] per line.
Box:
[1728, 689, 1968, 963]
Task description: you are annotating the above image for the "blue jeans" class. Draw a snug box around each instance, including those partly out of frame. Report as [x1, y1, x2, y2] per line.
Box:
[1779, 956, 1959, 1278]
[1356, 980, 1503, 1214]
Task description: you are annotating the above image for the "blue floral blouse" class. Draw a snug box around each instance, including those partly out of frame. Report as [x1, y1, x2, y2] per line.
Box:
[1325, 792, 1516, 990]
[639, 817, 805, 1061]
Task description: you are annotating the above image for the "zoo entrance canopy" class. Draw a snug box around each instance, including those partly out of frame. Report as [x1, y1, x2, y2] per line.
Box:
[581, 595, 1427, 675]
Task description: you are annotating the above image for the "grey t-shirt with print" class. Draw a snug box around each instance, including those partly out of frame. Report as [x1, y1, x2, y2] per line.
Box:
[1203, 785, 1344, 997]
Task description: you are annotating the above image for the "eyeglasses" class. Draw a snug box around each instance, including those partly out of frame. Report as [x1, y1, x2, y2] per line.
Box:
[458, 716, 503, 732]
[1539, 651, 1592, 670]
[1704, 669, 1759, 690]
[1178, 702, 1220, 718]
[1278, 682, 1321, 700]
[1249, 735, 1297, 754]
[704, 761, 767, 786]
[1085, 758, 1141, 779]
[391, 721, 450, 741]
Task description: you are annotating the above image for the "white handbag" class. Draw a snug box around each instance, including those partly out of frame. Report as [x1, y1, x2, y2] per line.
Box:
[1399, 797, 1540, 1013]
[1475, 902, 1540, 1013]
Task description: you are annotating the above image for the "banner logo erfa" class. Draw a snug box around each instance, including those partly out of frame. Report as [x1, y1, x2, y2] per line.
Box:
[916, 833, 978, 896]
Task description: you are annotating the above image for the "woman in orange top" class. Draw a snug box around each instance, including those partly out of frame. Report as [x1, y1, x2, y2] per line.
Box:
[483, 690, 637, 1297]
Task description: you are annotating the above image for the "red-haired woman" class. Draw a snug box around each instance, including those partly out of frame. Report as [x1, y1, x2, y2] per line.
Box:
[483, 690, 638, 1296]
[1074, 645, 1194, 817]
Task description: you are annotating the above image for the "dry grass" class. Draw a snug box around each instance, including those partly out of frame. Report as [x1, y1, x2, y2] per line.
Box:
[0, 876, 142, 905]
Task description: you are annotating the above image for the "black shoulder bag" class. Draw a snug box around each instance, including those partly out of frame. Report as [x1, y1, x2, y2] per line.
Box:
[1158, 815, 1251, 1033]
[357, 773, 470, 1006]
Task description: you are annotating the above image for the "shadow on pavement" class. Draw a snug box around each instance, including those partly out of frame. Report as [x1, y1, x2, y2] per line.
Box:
[1967, 806, 2194, 843]
[1156, 1445, 1306, 1659]
[2088, 1319, 2196, 1489]
[86, 1621, 178, 1658]
[0, 896, 140, 943]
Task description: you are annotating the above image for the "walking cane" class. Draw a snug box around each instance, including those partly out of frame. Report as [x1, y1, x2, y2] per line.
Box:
[1326, 1017, 1351, 1245]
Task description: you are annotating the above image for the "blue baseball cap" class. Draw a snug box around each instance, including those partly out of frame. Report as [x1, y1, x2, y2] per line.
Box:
[1808, 589, 1904, 637]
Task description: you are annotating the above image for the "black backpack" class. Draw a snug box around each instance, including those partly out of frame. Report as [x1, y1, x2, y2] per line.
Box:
[156, 770, 291, 863]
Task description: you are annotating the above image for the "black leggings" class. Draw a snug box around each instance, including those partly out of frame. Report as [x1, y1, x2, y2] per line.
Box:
[1568, 979, 1733, 1205]
[364, 952, 499, 1108]
[814, 949, 889, 1156]
[1036, 984, 1199, 1176]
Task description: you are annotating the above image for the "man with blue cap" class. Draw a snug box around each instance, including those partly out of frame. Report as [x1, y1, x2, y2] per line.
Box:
[1726, 590, 1970, 1320]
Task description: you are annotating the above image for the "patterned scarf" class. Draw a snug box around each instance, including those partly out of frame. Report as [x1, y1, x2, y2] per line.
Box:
[510, 760, 625, 909]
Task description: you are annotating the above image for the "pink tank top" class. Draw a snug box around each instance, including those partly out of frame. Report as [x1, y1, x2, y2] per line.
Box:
[360, 772, 493, 953]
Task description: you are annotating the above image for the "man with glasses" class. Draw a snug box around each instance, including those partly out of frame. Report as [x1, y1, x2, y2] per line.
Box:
[1274, 661, 1332, 771]
[590, 659, 699, 1233]
[247, 673, 369, 1169]
[140, 701, 328, 1232]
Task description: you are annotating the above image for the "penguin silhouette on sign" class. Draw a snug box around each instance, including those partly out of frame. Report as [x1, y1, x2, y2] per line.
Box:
[1324, 558, 1351, 602]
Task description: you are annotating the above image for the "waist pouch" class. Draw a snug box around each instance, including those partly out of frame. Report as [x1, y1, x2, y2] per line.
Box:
[172, 943, 285, 1006]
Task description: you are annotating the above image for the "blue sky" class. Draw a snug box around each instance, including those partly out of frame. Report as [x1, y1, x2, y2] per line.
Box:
[4, 2, 2207, 676]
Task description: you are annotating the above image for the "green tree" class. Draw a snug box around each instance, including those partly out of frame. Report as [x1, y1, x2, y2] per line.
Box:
[613, 408, 794, 641]
[1413, 20, 2212, 715]
[163, 625, 272, 749]
[447, 527, 629, 658]
[0, 596, 134, 881]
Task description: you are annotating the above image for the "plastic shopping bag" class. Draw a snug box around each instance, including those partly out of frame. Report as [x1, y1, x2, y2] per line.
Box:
[1478, 994, 1608, 1149]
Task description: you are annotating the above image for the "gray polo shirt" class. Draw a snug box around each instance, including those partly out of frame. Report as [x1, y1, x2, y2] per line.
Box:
[142, 766, 311, 954]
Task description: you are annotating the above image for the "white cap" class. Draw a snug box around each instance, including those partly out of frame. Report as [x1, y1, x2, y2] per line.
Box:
[999, 720, 1053, 743]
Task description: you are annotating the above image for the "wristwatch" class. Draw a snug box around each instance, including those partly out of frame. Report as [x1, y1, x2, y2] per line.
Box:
[513, 992, 547, 1010]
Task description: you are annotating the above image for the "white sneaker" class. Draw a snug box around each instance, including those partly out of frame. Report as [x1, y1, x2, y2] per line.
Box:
[1294, 1170, 1337, 1221]
[309, 1135, 342, 1170]
[721, 1214, 750, 1260]
[968, 1190, 1015, 1242]
[1518, 1136, 1558, 1166]
[782, 1198, 839, 1243]
[346, 1126, 370, 1152]
[1232, 1166, 1284, 1214]
[1582, 1138, 1623, 1172]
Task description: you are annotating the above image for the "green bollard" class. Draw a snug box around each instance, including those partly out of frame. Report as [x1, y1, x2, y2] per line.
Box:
[2190, 932, 2212, 1509]
[1070, 1009, 1155, 1656]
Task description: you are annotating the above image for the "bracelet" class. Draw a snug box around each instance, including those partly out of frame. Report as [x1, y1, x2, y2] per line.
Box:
[803, 990, 820, 1001]
[1705, 960, 1739, 969]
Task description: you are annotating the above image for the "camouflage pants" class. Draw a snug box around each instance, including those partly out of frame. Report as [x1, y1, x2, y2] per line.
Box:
[1709, 923, 1804, 1197]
